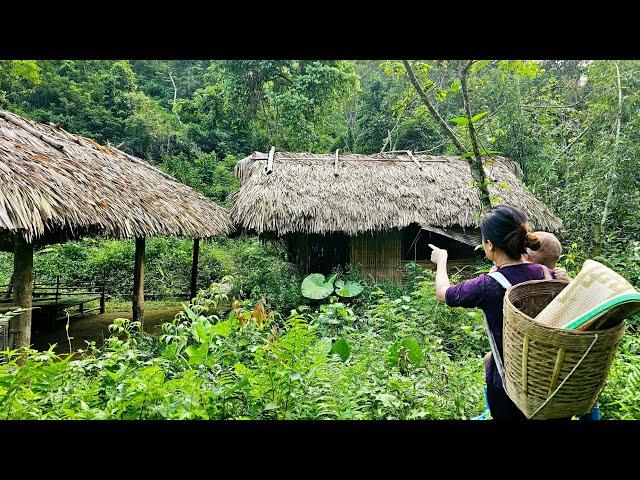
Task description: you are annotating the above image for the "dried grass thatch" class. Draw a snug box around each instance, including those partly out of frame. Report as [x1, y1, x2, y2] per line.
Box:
[0, 110, 233, 244]
[231, 151, 562, 236]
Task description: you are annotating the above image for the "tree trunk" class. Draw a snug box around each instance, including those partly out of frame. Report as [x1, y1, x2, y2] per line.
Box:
[190, 238, 200, 301]
[595, 62, 622, 255]
[460, 62, 492, 210]
[593, 222, 602, 257]
[12, 236, 34, 349]
[133, 237, 145, 330]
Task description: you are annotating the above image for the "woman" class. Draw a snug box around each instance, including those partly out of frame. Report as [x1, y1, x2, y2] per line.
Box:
[429, 205, 565, 420]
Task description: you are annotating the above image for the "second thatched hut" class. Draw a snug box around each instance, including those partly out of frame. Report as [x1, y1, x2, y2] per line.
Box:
[0, 109, 233, 348]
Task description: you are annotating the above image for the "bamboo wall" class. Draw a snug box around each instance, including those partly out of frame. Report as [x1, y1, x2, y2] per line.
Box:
[287, 227, 481, 285]
[350, 230, 403, 283]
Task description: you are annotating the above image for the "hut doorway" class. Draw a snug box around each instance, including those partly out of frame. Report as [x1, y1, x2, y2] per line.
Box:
[287, 233, 350, 276]
[401, 224, 481, 263]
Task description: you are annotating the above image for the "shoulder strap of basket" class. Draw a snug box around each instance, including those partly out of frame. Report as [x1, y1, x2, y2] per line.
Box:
[485, 272, 511, 386]
[487, 271, 512, 290]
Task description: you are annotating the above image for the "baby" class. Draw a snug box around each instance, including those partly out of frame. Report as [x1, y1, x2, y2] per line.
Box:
[524, 231, 563, 271]
[484, 231, 568, 371]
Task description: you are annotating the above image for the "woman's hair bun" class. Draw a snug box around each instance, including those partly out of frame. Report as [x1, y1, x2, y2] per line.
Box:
[525, 231, 541, 251]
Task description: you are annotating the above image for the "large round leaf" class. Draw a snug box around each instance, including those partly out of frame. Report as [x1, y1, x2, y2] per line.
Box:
[301, 273, 335, 299]
[334, 280, 364, 298]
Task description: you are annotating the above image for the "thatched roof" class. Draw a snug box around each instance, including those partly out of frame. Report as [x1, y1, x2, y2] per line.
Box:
[0, 109, 233, 245]
[231, 151, 562, 237]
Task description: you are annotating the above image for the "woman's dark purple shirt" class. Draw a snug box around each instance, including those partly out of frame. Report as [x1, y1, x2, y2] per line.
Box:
[444, 263, 550, 389]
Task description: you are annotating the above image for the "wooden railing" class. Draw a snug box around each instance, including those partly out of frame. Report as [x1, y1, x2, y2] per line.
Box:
[1, 277, 191, 307]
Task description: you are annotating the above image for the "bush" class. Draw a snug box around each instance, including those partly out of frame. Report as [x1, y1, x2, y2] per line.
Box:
[225, 237, 303, 313]
[599, 329, 640, 419]
[0, 272, 487, 420]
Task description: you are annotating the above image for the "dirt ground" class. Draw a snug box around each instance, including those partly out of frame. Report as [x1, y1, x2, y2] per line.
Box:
[31, 304, 182, 354]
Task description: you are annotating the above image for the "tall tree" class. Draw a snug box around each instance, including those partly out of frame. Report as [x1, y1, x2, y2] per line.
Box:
[403, 60, 491, 210]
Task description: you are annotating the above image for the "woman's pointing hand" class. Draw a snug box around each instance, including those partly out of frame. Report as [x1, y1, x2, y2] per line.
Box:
[428, 243, 448, 265]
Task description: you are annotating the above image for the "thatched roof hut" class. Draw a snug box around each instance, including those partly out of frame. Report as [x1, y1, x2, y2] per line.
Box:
[232, 151, 561, 236]
[231, 150, 562, 283]
[0, 109, 233, 347]
[0, 109, 232, 246]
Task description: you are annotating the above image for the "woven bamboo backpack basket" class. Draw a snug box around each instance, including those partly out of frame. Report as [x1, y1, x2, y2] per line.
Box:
[501, 279, 627, 420]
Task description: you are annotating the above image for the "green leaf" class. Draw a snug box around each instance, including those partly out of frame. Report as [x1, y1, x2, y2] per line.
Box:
[449, 78, 461, 93]
[334, 280, 364, 298]
[387, 338, 424, 368]
[185, 343, 208, 365]
[460, 149, 501, 160]
[376, 393, 400, 408]
[471, 111, 489, 123]
[450, 116, 469, 125]
[301, 273, 335, 299]
[479, 149, 502, 156]
[211, 319, 233, 337]
[329, 337, 351, 362]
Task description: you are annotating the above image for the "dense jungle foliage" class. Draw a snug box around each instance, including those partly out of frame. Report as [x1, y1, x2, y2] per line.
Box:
[0, 60, 639, 419]
[1, 266, 638, 419]
[1, 60, 638, 280]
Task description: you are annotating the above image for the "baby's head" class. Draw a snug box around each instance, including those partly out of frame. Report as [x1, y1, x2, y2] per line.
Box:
[524, 231, 562, 269]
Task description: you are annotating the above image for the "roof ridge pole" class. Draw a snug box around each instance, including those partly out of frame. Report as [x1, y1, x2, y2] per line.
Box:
[406, 150, 423, 170]
[266, 145, 275, 174]
[0, 111, 65, 151]
[334, 148, 340, 177]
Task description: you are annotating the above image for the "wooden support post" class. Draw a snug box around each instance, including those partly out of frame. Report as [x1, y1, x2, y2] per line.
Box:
[55, 275, 60, 307]
[100, 270, 106, 314]
[100, 284, 106, 314]
[11, 236, 34, 349]
[133, 237, 145, 330]
[190, 238, 200, 301]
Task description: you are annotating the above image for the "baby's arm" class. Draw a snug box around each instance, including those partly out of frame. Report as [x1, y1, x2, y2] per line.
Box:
[552, 267, 571, 282]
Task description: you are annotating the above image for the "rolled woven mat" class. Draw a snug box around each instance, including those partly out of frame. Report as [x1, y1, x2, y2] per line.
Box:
[534, 259, 640, 331]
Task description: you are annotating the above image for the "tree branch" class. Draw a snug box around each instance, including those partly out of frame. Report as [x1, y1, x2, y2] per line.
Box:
[169, 71, 178, 106]
[402, 60, 468, 154]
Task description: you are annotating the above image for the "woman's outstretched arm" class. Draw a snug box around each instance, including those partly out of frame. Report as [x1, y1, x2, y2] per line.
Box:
[429, 244, 450, 303]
